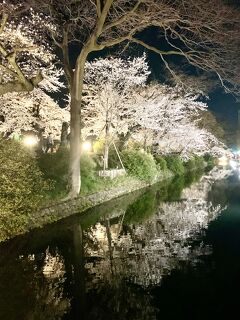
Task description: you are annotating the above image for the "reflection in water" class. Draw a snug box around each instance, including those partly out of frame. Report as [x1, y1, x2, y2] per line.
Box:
[0, 248, 70, 320]
[84, 169, 229, 291]
[0, 168, 232, 320]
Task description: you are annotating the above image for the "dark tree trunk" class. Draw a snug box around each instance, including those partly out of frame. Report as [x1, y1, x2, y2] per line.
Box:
[60, 121, 69, 147]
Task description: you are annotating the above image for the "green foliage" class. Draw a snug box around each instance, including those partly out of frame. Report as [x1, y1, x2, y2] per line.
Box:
[184, 158, 196, 172]
[121, 149, 158, 181]
[203, 153, 215, 170]
[184, 169, 204, 188]
[154, 155, 167, 172]
[80, 153, 99, 194]
[107, 145, 122, 169]
[193, 155, 205, 168]
[164, 155, 185, 176]
[184, 155, 206, 172]
[38, 147, 69, 196]
[0, 139, 51, 236]
[38, 148, 99, 196]
[80, 153, 97, 178]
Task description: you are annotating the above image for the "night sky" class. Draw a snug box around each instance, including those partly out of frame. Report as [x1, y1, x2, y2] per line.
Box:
[67, 22, 240, 148]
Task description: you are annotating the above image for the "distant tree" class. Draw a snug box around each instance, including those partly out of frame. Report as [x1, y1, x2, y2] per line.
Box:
[195, 110, 226, 143]
[126, 83, 227, 158]
[153, 123, 227, 159]
[19, 0, 240, 195]
[131, 83, 207, 132]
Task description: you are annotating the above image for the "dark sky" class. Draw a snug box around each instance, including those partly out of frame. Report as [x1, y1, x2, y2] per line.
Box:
[208, 91, 239, 126]
[68, 24, 240, 146]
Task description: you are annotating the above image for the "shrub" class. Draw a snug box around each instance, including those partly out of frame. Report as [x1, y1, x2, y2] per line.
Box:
[80, 153, 98, 194]
[203, 153, 215, 170]
[107, 145, 122, 169]
[0, 139, 51, 236]
[38, 148, 98, 196]
[38, 147, 69, 194]
[121, 149, 158, 181]
[184, 169, 204, 187]
[164, 155, 185, 176]
[184, 155, 206, 173]
[194, 155, 205, 168]
[184, 158, 196, 172]
[154, 155, 167, 172]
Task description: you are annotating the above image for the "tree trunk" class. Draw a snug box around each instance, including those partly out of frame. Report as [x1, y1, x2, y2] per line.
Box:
[118, 124, 140, 151]
[60, 121, 69, 147]
[103, 120, 110, 171]
[69, 50, 89, 197]
[143, 132, 147, 151]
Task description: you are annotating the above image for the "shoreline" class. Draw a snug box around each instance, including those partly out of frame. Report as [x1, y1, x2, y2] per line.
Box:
[0, 172, 173, 243]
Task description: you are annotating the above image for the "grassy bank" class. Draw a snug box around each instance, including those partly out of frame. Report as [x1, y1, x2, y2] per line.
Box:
[0, 139, 213, 241]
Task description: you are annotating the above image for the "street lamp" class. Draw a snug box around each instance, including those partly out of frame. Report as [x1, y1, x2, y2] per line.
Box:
[218, 155, 228, 166]
[22, 135, 38, 147]
[82, 141, 92, 152]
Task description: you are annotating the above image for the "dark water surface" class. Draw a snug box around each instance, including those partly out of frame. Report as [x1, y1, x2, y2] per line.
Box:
[0, 169, 239, 320]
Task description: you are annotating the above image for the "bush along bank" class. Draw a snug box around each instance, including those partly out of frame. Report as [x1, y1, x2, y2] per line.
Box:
[0, 140, 214, 241]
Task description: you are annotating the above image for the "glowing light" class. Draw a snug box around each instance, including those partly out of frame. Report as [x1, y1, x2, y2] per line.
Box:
[218, 155, 228, 166]
[82, 141, 92, 152]
[23, 135, 38, 147]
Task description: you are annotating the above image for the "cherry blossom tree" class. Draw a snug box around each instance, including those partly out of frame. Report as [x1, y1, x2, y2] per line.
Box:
[0, 2, 62, 95]
[0, 89, 70, 141]
[130, 84, 206, 132]
[126, 83, 227, 158]
[154, 124, 227, 160]
[82, 74, 227, 160]
[28, 0, 240, 196]
[82, 55, 150, 169]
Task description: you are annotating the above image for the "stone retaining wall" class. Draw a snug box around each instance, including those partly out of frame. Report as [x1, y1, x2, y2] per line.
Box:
[28, 172, 173, 230]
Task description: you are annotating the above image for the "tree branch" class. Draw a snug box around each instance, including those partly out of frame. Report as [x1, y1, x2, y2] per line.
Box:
[0, 64, 17, 77]
[62, 27, 73, 87]
[95, 0, 114, 37]
[0, 13, 8, 34]
[103, 0, 142, 32]
[131, 38, 187, 56]
[95, 35, 131, 50]
[96, 0, 101, 18]
[0, 72, 43, 96]
[0, 41, 44, 93]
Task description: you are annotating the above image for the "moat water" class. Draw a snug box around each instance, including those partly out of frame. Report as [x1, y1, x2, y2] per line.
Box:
[0, 168, 239, 320]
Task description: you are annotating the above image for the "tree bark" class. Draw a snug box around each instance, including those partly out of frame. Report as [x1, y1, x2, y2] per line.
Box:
[60, 121, 69, 147]
[103, 119, 110, 171]
[69, 49, 89, 197]
[0, 72, 43, 96]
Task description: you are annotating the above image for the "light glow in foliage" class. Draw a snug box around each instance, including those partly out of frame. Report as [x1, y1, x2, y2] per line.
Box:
[218, 155, 228, 166]
[82, 141, 92, 152]
[23, 135, 38, 147]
